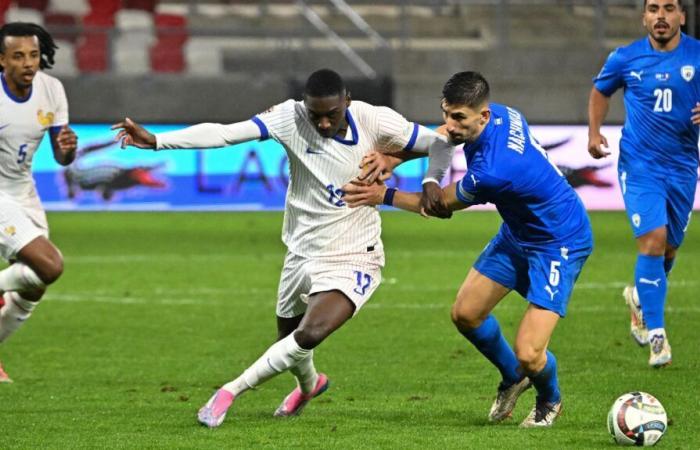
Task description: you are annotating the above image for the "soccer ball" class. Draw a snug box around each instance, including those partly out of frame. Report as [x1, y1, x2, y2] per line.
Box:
[607, 392, 667, 446]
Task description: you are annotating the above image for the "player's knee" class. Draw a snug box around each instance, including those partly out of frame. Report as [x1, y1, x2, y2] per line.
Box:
[638, 228, 667, 256]
[294, 325, 329, 350]
[450, 300, 486, 331]
[515, 345, 546, 374]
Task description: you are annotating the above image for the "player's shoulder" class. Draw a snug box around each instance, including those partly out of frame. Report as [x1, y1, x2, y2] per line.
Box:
[610, 37, 648, 60]
[34, 70, 65, 91]
[349, 100, 402, 120]
[681, 33, 700, 51]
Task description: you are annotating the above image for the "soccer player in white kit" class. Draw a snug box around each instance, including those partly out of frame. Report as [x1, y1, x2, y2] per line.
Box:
[0, 23, 78, 382]
[113, 69, 454, 428]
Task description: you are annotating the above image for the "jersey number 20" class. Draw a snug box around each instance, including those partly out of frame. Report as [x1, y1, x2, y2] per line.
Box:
[653, 88, 672, 113]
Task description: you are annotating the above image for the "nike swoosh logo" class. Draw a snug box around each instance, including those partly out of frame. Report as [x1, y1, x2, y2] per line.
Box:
[306, 147, 323, 154]
[0, 124, 9, 131]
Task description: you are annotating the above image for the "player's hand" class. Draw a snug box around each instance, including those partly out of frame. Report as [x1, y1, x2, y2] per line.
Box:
[420, 181, 452, 219]
[341, 180, 386, 208]
[692, 102, 700, 125]
[587, 133, 610, 159]
[112, 118, 157, 149]
[56, 125, 78, 153]
[357, 152, 399, 184]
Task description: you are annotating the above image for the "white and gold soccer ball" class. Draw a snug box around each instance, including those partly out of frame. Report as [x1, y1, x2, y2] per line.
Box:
[607, 392, 667, 446]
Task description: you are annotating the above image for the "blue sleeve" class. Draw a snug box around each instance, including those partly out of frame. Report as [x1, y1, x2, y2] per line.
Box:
[455, 170, 488, 206]
[593, 49, 625, 97]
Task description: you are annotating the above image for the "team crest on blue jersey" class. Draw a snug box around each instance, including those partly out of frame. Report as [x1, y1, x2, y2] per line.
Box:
[681, 65, 695, 82]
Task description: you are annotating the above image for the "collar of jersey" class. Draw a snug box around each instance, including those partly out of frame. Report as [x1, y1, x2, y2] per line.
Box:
[332, 109, 358, 145]
[1, 73, 32, 103]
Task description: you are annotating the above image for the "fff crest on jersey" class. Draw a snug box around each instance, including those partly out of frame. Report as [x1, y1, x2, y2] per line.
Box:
[681, 65, 695, 82]
[36, 109, 55, 127]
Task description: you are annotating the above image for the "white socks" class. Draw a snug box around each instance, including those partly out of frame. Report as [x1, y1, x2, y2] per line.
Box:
[222, 333, 311, 397]
[0, 263, 45, 292]
[0, 292, 37, 343]
[290, 352, 319, 394]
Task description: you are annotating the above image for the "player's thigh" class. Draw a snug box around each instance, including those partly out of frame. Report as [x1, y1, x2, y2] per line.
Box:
[664, 174, 697, 249]
[276, 251, 313, 319]
[524, 245, 591, 317]
[452, 268, 511, 326]
[619, 168, 667, 238]
[0, 198, 47, 262]
[307, 257, 382, 317]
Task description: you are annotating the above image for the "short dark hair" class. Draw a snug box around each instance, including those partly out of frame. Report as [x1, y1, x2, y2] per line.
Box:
[0, 22, 57, 71]
[442, 71, 490, 108]
[643, 0, 684, 10]
[304, 69, 346, 98]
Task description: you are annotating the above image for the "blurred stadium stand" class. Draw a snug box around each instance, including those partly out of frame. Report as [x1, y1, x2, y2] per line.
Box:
[1, 0, 696, 124]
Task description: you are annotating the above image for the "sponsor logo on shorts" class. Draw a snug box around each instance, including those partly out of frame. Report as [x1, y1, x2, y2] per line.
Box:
[632, 213, 641, 228]
[544, 285, 559, 301]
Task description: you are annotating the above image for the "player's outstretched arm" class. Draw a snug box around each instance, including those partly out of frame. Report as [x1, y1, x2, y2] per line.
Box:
[50, 125, 78, 166]
[112, 118, 157, 149]
[341, 180, 467, 218]
[587, 88, 611, 159]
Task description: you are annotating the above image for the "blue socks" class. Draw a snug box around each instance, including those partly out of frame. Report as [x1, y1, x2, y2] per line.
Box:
[530, 351, 561, 404]
[461, 315, 521, 386]
[635, 254, 667, 330]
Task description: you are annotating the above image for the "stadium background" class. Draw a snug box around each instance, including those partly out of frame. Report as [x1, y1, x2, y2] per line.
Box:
[3, 1, 700, 448]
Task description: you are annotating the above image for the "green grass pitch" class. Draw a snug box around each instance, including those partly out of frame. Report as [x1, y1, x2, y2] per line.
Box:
[1, 211, 698, 449]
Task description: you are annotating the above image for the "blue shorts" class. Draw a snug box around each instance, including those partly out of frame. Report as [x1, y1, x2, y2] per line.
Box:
[618, 166, 696, 248]
[473, 231, 592, 317]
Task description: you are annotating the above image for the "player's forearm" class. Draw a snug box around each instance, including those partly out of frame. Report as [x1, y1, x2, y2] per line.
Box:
[424, 138, 455, 184]
[386, 189, 422, 214]
[588, 88, 610, 136]
[156, 121, 261, 150]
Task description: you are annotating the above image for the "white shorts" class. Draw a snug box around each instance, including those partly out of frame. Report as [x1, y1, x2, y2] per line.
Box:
[276, 250, 383, 318]
[0, 197, 48, 261]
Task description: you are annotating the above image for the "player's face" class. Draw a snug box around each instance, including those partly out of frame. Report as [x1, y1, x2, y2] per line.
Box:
[0, 35, 40, 88]
[304, 93, 350, 139]
[441, 100, 490, 145]
[643, 0, 685, 45]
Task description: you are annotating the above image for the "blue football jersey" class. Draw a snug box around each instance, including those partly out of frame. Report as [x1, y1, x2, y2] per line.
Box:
[455, 104, 591, 248]
[594, 33, 700, 176]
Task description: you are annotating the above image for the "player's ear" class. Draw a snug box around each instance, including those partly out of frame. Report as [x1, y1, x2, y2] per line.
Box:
[480, 107, 490, 125]
[345, 92, 352, 107]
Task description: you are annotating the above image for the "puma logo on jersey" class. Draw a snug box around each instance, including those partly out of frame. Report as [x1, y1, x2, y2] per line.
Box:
[544, 285, 559, 301]
[37, 109, 55, 127]
[630, 71, 643, 81]
[639, 278, 661, 287]
[470, 174, 479, 187]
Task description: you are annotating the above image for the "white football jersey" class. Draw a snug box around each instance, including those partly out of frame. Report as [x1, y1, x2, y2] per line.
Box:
[255, 99, 419, 262]
[0, 71, 68, 206]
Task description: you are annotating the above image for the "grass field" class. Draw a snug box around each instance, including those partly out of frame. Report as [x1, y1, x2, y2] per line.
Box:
[1, 211, 698, 449]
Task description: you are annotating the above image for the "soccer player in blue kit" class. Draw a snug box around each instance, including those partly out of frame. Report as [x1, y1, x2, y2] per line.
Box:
[588, 0, 700, 367]
[343, 71, 593, 427]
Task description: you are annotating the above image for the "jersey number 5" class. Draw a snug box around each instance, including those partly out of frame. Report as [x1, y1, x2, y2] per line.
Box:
[17, 144, 28, 164]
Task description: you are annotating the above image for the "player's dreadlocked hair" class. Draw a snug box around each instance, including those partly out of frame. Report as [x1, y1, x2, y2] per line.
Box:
[0, 22, 57, 71]
[442, 71, 490, 108]
[304, 69, 347, 98]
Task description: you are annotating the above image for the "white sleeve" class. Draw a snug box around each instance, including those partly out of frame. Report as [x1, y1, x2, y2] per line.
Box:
[51, 80, 69, 128]
[405, 125, 455, 184]
[375, 106, 419, 151]
[252, 99, 297, 143]
[155, 120, 261, 150]
[424, 138, 456, 184]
